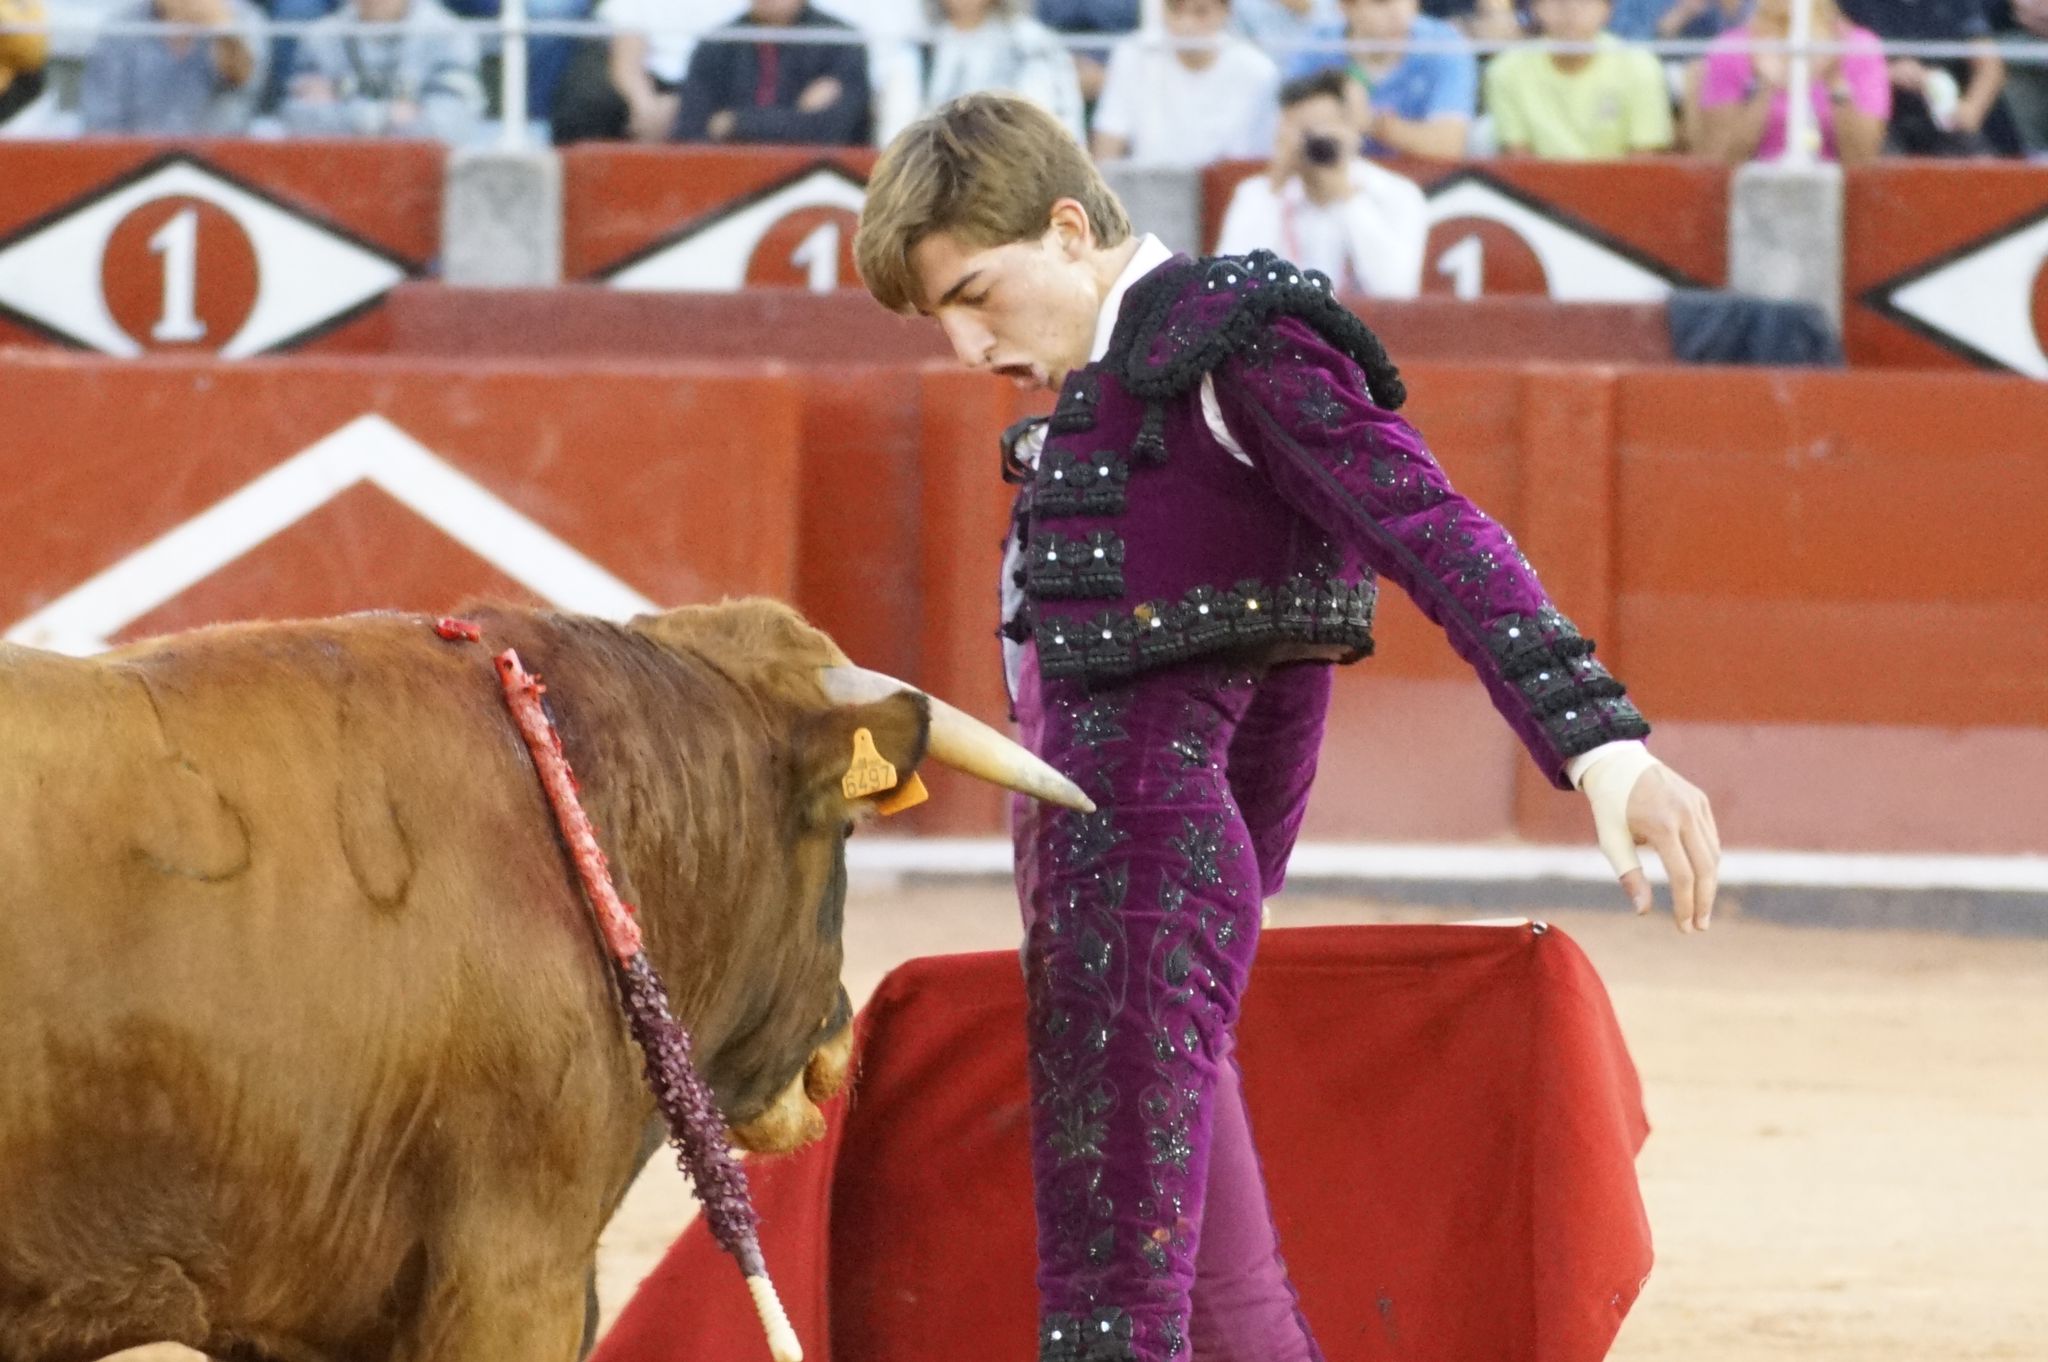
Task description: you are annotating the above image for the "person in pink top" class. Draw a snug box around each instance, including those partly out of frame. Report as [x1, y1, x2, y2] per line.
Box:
[1691, 0, 1891, 162]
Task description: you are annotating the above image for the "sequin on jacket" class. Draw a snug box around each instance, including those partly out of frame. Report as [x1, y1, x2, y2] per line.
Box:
[1002, 249, 1649, 789]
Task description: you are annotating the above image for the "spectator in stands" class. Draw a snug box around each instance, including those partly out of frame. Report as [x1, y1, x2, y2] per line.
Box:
[1036, 0, 1133, 35]
[80, 0, 266, 132]
[443, 0, 593, 128]
[1216, 68, 1428, 294]
[1091, 0, 1280, 165]
[1992, 0, 2048, 152]
[263, 0, 586, 127]
[1035, 0, 1136, 102]
[1484, 0, 1674, 157]
[1461, 0, 1525, 37]
[674, 0, 872, 143]
[1289, 0, 1478, 158]
[1606, 0, 1739, 151]
[551, 0, 732, 142]
[1605, 0, 1745, 41]
[0, 0, 48, 127]
[911, 0, 1084, 141]
[1646, 0, 1748, 39]
[1842, 0, 2022, 153]
[1232, 0, 1340, 61]
[259, 0, 330, 116]
[819, 0, 924, 142]
[280, 0, 485, 139]
[1691, 0, 1887, 161]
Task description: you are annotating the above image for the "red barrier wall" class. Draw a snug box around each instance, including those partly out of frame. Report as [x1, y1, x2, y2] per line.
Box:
[377, 284, 951, 364]
[3, 352, 2040, 853]
[9, 142, 2047, 380]
[363, 282, 1676, 366]
[562, 145, 876, 286]
[557, 148, 1728, 306]
[0, 141, 439, 358]
[0, 354, 802, 648]
[1844, 161, 2048, 377]
[1202, 157, 1730, 297]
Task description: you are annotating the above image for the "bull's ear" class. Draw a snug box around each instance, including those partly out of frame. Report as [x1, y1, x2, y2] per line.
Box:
[794, 692, 931, 831]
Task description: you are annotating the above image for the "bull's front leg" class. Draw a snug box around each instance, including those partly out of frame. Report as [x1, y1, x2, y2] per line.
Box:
[580, 1116, 669, 1359]
[398, 1221, 590, 1362]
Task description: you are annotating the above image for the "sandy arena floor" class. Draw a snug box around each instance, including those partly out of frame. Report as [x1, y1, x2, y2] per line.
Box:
[107, 879, 2048, 1362]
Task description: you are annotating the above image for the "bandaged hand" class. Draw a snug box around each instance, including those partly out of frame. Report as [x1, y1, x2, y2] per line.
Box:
[1576, 742, 1721, 933]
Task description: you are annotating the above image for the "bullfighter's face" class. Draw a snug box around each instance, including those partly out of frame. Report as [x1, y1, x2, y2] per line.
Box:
[908, 198, 1125, 394]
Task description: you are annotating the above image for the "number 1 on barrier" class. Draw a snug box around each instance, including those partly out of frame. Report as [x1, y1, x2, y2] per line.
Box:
[149, 207, 207, 344]
[1436, 234, 1485, 301]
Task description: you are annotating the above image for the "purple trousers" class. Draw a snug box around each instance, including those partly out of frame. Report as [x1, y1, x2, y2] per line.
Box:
[1011, 649, 1334, 1362]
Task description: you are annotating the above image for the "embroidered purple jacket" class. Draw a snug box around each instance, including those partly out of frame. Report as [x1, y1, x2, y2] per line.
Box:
[1005, 250, 1649, 789]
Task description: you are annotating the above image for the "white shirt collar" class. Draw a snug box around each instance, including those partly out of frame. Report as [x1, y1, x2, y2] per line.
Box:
[1089, 234, 1174, 364]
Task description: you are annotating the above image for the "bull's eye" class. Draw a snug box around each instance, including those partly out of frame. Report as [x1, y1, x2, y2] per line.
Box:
[841, 820, 856, 840]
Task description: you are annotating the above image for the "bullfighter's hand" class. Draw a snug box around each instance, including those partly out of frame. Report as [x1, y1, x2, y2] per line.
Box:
[1580, 748, 1720, 933]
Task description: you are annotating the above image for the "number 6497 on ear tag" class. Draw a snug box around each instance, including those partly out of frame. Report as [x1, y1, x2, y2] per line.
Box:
[842, 727, 899, 800]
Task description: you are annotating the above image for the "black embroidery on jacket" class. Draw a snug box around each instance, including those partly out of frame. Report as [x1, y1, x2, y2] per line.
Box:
[1103, 250, 1407, 412]
[1036, 448, 1132, 517]
[1036, 578, 1375, 680]
[1026, 531, 1128, 600]
[1485, 608, 1652, 756]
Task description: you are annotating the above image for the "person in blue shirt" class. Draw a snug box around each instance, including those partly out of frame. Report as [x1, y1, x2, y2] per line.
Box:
[1036, 0, 1137, 100]
[1604, 0, 1746, 41]
[1232, 0, 1343, 59]
[1287, 0, 1475, 158]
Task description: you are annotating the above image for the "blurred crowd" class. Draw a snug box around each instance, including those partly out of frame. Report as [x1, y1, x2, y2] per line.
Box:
[2, 0, 2045, 288]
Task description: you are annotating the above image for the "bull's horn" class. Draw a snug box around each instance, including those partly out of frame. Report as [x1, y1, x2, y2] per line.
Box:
[817, 666, 1096, 813]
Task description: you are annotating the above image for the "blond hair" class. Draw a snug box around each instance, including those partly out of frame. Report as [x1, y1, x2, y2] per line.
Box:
[854, 92, 1132, 314]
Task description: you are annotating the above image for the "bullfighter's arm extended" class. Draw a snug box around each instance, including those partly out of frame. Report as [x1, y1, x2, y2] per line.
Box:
[1211, 318, 1719, 928]
[1211, 316, 1647, 788]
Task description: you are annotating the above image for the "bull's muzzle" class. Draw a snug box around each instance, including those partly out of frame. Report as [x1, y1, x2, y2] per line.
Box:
[804, 1019, 854, 1103]
[817, 666, 1095, 813]
[731, 1071, 828, 1154]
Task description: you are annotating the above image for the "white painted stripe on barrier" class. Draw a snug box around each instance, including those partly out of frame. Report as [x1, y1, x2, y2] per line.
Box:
[846, 838, 2048, 895]
[4, 414, 657, 655]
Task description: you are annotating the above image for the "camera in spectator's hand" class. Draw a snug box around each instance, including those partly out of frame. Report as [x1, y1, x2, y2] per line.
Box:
[1302, 133, 1345, 168]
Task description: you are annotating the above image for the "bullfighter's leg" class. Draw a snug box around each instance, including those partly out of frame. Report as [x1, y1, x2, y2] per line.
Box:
[1013, 658, 1277, 1362]
[1222, 661, 1332, 902]
[1185, 1046, 1323, 1362]
[1177, 663, 1333, 1362]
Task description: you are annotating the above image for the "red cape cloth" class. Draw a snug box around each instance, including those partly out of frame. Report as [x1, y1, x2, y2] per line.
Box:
[595, 922, 1651, 1362]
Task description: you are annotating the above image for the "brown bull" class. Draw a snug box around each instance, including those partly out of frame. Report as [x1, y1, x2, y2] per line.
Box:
[0, 599, 1061, 1362]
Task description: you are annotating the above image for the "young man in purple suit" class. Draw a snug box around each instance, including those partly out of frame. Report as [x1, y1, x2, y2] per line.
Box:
[853, 91, 1720, 1362]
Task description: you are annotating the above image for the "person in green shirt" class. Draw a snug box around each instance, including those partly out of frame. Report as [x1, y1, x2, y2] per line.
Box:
[1484, 0, 1675, 157]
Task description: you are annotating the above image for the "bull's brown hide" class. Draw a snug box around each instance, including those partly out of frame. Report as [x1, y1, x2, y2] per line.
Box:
[0, 600, 922, 1362]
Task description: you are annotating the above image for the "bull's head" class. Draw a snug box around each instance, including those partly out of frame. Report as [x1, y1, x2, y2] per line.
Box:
[623, 600, 1084, 1153]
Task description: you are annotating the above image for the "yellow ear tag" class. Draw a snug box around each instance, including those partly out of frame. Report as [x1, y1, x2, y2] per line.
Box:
[874, 771, 930, 817]
[842, 727, 899, 800]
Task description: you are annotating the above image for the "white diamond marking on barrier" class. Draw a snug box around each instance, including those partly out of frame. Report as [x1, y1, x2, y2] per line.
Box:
[0, 156, 406, 359]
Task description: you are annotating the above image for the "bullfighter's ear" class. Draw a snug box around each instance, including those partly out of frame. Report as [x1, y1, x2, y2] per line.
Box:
[795, 691, 932, 829]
